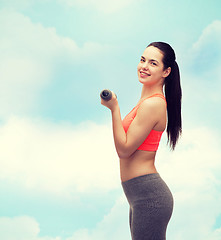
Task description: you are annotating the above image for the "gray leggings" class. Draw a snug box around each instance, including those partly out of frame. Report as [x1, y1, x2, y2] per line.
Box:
[121, 173, 173, 240]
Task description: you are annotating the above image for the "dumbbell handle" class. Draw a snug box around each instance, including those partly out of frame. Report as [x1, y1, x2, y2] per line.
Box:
[100, 89, 113, 101]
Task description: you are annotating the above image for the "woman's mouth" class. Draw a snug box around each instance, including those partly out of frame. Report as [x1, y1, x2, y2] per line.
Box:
[140, 71, 151, 78]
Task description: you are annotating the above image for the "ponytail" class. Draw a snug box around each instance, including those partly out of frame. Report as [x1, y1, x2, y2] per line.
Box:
[147, 42, 182, 150]
[165, 61, 182, 150]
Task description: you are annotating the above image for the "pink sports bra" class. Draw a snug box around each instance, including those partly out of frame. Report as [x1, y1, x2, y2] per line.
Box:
[122, 93, 166, 152]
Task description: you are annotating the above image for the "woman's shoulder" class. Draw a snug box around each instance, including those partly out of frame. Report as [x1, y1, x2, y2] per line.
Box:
[136, 96, 166, 118]
[140, 95, 166, 109]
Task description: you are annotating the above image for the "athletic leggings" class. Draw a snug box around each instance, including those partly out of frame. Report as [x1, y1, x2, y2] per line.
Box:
[121, 173, 173, 240]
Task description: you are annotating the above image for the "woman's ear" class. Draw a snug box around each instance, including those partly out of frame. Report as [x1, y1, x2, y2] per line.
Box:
[163, 67, 171, 78]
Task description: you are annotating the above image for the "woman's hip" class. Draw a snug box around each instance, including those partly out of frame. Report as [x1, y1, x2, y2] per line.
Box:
[121, 173, 173, 209]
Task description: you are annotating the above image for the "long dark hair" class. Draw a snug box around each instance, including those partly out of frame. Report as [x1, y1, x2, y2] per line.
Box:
[147, 42, 182, 150]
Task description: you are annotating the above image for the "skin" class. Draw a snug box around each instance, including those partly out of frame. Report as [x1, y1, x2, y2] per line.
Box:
[101, 46, 171, 182]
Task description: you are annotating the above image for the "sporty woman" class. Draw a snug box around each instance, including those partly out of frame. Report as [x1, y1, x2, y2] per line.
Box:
[101, 42, 182, 240]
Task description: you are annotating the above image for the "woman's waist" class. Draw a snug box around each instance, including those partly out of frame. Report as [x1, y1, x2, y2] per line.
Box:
[120, 166, 158, 182]
[119, 152, 157, 182]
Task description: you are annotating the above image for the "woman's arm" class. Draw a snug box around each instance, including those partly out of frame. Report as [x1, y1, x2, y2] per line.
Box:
[101, 93, 164, 158]
[111, 104, 128, 158]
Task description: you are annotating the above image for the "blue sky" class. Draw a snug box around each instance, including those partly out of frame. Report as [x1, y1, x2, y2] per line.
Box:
[0, 0, 221, 239]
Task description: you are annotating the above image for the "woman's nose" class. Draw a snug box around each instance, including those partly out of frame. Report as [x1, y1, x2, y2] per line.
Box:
[142, 61, 149, 69]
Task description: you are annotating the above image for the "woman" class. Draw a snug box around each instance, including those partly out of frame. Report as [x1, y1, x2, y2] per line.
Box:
[101, 42, 182, 240]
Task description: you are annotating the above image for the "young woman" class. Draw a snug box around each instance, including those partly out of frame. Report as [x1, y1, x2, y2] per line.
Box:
[101, 42, 182, 240]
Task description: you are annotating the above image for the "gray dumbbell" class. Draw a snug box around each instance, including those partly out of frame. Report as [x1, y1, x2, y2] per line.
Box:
[100, 89, 113, 101]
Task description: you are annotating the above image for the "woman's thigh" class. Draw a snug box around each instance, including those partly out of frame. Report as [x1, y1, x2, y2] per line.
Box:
[131, 202, 172, 240]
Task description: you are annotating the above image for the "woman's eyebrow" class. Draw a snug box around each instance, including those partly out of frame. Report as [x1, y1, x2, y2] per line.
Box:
[150, 59, 159, 64]
[141, 56, 159, 63]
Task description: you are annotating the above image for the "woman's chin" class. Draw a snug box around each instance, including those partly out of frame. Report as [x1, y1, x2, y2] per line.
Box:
[139, 77, 149, 84]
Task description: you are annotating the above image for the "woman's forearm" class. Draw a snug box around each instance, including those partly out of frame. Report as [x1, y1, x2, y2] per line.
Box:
[100, 92, 131, 158]
[111, 105, 128, 158]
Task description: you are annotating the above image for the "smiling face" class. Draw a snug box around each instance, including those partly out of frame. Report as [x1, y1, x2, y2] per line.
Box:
[137, 46, 171, 86]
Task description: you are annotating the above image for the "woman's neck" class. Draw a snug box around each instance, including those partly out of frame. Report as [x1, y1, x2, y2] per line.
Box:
[140, 85, 164, 99]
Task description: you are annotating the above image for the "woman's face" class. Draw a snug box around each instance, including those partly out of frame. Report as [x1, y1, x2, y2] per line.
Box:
[137, 46, 170, 86]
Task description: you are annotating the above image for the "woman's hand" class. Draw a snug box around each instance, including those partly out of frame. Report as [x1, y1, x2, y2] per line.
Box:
[101, 91, 118, 111]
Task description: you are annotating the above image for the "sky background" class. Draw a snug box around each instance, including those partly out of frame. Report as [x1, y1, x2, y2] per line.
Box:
[0, 0, 221, 239]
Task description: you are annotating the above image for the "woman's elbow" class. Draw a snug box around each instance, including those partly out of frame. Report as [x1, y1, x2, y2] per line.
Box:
[117, 149, 134, 159]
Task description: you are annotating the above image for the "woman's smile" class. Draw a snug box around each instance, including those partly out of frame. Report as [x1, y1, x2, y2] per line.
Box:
[139, 71, 151, 78]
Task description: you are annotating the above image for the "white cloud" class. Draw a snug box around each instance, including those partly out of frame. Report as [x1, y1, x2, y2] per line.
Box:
[0, 9, 115, 119]
[67, 195, 130, 240]
[0, 9, 73, 118]
[0, 116, 119, 194]
[0, 116, 221, 239]
[192, 20, 221, 53]
[210, 228, 221, 240]
[58, 0, 142, 14]
[0, 216, 39, 240]
[0, 195, 130, 240]
[188, 20, 221, 82]
[181, 20, 221, 127]
[0, 9, 79, 66]
[0, 216, 61, 240]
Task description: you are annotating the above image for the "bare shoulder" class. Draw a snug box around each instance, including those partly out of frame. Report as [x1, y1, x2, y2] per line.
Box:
[138, 96, 166, 115]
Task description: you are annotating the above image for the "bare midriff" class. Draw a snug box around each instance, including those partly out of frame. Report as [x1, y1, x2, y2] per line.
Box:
[120, 150, 158, 182]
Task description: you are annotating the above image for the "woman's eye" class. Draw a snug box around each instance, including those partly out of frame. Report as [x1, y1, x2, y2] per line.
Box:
[151, 62, 157, 66]
[140, 58, 145, 62]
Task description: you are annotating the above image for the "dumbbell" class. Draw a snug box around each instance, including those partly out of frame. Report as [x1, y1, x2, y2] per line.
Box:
[100, 89, 115, 101]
